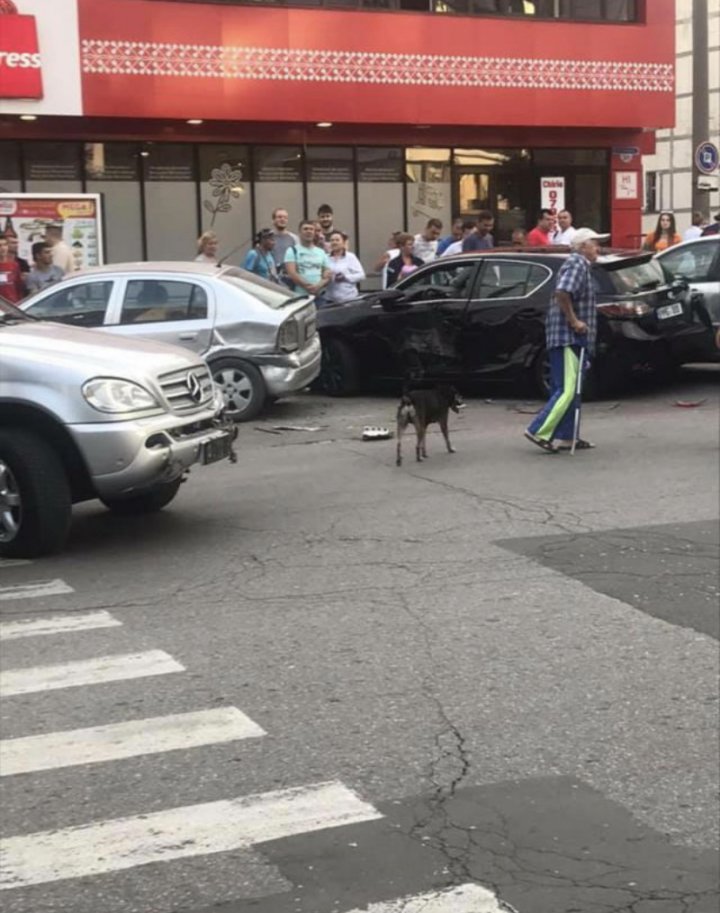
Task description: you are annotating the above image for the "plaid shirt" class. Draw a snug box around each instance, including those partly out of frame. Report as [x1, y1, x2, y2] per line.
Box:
[545, 252, 597, 352]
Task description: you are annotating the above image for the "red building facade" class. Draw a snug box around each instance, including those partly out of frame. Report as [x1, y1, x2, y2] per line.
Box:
[0, 0, 675, 265]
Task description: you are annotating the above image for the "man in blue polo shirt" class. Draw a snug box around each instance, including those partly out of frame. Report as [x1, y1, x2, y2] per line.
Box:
[525, 227, 608, 453]
[284, 219, 332, 303]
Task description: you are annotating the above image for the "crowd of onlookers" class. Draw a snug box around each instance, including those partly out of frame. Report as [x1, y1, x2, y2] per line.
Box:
[0, 221, 75, 304]
[196, 203, 715, 308]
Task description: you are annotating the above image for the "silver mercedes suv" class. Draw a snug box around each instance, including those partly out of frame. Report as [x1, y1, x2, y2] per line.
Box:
[0, 299, 236, 558]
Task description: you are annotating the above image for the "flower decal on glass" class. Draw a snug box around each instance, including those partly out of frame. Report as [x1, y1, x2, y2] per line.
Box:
[203, 162, 244, 226]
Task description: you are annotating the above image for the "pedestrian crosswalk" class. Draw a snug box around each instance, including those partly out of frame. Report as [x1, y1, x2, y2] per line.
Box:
[0, 609, 121, 640]
[0, 706, 266, 776]
[0, 571, 511, 911]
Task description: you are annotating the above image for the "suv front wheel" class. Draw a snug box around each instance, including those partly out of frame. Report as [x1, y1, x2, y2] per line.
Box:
[0, 429, 72, 558]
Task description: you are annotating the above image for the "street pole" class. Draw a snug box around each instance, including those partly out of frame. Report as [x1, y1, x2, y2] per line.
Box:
[691, 0, 709, 216]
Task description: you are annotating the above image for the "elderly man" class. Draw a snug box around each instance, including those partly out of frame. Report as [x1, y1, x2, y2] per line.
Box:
[524, 228, 608, 453]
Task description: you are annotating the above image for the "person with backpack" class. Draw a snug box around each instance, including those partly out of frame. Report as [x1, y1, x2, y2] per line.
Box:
[242, 229, 280, 283]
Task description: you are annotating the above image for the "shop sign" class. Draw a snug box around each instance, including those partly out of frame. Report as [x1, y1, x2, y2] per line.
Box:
[253, 147, 303, 183]
[540, 177, 565, 213]
[0, 193, 104, 268]
[306, 149, 353, 183]
[614, 171, 638, 201]
[0, 6, 43, 99]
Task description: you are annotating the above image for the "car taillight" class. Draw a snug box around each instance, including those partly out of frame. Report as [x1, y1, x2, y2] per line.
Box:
[598, 302, 651, 318]
[278, 318, 299, 352]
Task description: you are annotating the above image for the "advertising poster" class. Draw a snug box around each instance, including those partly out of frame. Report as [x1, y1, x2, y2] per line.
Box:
[0, 193, 104, 268]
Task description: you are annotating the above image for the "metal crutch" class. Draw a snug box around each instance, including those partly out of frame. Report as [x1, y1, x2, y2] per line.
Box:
[570, 346, 586, 456]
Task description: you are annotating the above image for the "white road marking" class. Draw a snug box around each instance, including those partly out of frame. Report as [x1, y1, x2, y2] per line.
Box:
[0, 610, 121, 641]
[0, 650, 184, 697]
[0, 559, 31, 568]
[0, 707, 266, 776]
[0, 580, 74, 602]
[0, 781, 383, 889]
[343, 884, 511, 912]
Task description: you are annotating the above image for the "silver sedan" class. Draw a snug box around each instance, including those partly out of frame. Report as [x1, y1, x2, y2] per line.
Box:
[21, 262, 320, 421]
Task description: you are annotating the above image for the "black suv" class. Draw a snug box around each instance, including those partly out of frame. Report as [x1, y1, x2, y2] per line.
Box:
[317, 250, 714, 398]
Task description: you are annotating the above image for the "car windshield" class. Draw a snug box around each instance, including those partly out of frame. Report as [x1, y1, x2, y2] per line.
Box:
[0, 297, 32, 324]
[220, 267, 302, 310]
[599, 258, 665, 295]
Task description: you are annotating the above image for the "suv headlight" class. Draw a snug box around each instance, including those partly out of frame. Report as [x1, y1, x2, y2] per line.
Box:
[82, 378, 161, 414]
[278, 318, 299, 352]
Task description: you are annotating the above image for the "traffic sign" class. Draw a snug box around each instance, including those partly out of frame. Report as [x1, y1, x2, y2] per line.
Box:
[695, 142, 719, 175]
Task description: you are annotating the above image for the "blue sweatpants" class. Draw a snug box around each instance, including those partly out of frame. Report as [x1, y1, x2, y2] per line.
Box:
[527, 346, 583, 443]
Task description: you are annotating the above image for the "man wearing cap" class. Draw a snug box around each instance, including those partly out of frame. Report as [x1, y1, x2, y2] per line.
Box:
[44, 222, 75, 275]
[524, 228, 608, 453]
[242, 229, 280, 283]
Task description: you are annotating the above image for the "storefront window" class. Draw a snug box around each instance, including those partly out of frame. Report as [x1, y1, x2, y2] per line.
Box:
[198, 145, 251, 263]
[24, 142, 82, 193]
[142, 144, 198, 261]
[0, 142, 22, 193]
[305, 146, 356, 248]
[406, 148, 451, 238]
[357, 147, 404, 280]
[253, 146, 304, 237]
[85, 143, 144, 263]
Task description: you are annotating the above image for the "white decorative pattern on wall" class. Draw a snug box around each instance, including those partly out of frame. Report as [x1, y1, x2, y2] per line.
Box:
[81, 41, 675, 92]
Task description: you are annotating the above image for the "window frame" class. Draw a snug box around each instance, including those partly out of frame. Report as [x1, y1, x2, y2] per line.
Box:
[115, 276, 212, 327]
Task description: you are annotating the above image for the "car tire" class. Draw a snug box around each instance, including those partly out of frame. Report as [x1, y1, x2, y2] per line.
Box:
[209, 358, 266, 422]
[101, 478, 183, 516]
[319, 337, 360, 396]
[0, 429, 72, 558]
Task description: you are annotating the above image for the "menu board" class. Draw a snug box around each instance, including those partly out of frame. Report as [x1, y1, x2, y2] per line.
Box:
[0, 194, 104, 269]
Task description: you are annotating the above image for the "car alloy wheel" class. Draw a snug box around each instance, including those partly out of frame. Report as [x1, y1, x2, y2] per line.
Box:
[214, 366, 254, 417]
[210, 357, 266, 422]
[0, 459, 22, 544]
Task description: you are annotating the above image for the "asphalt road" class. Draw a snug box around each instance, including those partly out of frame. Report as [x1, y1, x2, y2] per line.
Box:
[1, 368, 718, 913]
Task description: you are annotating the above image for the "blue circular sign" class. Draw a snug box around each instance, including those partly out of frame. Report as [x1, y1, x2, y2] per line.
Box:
[695, 142, 719, 175]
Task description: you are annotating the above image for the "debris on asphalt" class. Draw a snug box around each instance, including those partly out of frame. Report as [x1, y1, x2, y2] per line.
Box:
[272, 424, 328, 432]
[673, 399, 707, 408]
[512, 404, 541, 415]
[255, 427, 284, 434]
[362, 426, 393, 441]
[603, 401, 621, 410]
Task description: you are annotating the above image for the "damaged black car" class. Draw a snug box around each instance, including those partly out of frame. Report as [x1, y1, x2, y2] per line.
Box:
[316, 250, 715, 398]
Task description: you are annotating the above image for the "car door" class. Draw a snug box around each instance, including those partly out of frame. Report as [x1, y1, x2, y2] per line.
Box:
[657, 241, 720, 325]
[380, 259, 479, 381]
[109, 276, 215, 356]
[21, 279, 116, 329]
[461, 258, 553, 380]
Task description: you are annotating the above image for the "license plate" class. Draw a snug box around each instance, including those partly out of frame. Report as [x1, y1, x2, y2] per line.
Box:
[657, 302, 684, 320]
[200, 435, 231, 465]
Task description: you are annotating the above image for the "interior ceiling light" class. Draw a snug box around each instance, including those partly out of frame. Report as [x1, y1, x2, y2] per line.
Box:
[316, 121, 333, 128]
[19, 114, 37, 121]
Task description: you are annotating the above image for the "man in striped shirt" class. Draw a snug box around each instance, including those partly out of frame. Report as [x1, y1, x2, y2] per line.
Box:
[525, 227, 609, 453]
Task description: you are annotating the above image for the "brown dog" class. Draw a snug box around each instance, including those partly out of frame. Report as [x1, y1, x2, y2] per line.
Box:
[396, 385, 463, 466]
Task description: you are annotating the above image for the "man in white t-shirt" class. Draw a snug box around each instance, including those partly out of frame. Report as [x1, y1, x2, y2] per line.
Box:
[45, 222, 75, 275]
[551, 210, 577, 246]
[683, 211, 707, 241]
[412, 218, 443, 263]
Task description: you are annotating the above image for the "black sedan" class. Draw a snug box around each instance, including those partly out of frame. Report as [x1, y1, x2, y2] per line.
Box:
[316, 250, 714, 398]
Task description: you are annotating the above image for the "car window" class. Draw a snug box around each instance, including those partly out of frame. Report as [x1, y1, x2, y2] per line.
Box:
[478, 261, 551, 299]
[24, 281, 112, 328]
[398, 263, 476, 297]
[601, 259, 665, 294]
[659, 244, 716, 282]
[120, 280, 208, 325]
